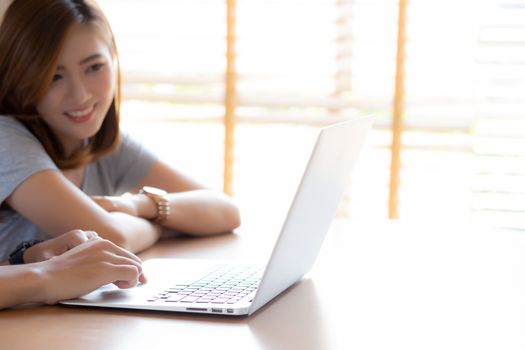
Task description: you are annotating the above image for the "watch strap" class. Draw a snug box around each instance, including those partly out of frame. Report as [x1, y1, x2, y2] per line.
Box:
[139, 186, 170, 224]
[153, 195, 170, 223]
[8, 240, 43, 265]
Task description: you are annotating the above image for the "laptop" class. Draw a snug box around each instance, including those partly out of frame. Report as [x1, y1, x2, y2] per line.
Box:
[61, 116, 373, 316]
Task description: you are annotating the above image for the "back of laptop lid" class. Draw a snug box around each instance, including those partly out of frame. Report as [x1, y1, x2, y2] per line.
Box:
[248, 116, 373, 315]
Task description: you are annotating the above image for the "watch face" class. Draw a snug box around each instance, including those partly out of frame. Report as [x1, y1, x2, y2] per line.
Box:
[142, 186, 167, 197]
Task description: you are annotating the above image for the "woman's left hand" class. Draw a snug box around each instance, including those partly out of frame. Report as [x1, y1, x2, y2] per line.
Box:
[24, 229, 99, 264]
[91, 194, 139, 217]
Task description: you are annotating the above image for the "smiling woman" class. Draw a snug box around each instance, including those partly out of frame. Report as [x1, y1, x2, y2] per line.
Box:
[0, 0, 120, 169]
[0, 0, 240, 262]
[35, 24, 116, 157]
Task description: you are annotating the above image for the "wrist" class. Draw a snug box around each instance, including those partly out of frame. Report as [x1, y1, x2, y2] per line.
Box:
[32, 258, 64, 305]
[31, 263, 50, 304]
[5, 263, 48, 307]
[33, 261, 61, 305]
[133, 193, 158, 219]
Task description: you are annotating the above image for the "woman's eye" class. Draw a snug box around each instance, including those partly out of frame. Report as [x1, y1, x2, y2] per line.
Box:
[87, 63, 104, 73]
[52, 74, 62, 82]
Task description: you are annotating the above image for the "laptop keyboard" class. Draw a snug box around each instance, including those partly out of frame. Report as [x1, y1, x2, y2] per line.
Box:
[147, 265, 263, 305]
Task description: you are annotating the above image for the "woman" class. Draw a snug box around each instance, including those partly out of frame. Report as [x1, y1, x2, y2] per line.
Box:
[0, 0, 241, 261]
[0, 230, 145, 310]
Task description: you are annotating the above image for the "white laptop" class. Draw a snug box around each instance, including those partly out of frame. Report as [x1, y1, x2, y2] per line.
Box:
[61, 116, 373, 316]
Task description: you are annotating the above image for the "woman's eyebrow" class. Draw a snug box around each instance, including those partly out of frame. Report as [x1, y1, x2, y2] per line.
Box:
[79, 53, 102, 65]
[56, 54, 103, 70]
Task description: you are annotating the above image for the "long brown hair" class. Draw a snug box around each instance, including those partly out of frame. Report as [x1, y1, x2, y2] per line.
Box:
[0, 0, 121, 169]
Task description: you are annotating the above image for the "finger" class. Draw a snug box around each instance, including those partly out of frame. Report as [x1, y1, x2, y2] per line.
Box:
[107, 253, 144, 277]
[108, 265, 140, 289]
[75, 230, 91, 243]
[99, 239, 144, 266]
[84, 231, 99, 241]
[90, 196, 114, 211]
[90, 196, 104, 205]
[114, 280, 135, 289]
[63, 230, 93, 250]
[47, 230, 88, 256]
[95, 241, 144, 275]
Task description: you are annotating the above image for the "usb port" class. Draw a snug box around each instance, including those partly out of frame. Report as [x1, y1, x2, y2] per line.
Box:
[186, 307, 206, 312]
[211, 308, 223, 313]
[226, 309, 234, 314]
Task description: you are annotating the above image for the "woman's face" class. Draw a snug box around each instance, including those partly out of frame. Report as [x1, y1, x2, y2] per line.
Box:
[36, 24, 115, 154]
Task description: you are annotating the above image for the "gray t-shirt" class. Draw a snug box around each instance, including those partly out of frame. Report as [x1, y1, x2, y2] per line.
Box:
[0, 116, 158, 260]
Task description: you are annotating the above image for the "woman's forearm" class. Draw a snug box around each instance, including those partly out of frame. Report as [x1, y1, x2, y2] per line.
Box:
[92, 189, 241, 238]
[165, 191, 241, 234]
[134, 190, 241, 235]
[98, 212, 162, 253]
[0, 264, 44, 310]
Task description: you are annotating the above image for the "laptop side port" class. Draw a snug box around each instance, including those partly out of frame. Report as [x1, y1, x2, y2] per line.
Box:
[211, 308, 223, 313]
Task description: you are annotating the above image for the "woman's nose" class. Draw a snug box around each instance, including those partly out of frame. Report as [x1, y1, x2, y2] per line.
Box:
[68, 75, 92, 105]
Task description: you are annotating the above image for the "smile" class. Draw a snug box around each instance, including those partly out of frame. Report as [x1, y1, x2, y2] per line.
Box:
[64, 105, 95, 123]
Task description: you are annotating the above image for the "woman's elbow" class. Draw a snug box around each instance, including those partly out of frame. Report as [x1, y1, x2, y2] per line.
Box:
[227, 205, 241, 231]
[218, 202, 241, 233]
[213, 194, 241, 233]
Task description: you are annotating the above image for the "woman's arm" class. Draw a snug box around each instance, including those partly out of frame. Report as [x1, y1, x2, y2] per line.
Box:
[93, 160, 241, 235]
[6, 170, 161, 253]
[0, 232, 144, 310]
[7, 158, 238, 253]
[95, 189, 241, 235]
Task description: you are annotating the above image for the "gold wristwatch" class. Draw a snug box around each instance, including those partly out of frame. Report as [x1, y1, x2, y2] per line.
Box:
[139, 186, 170, 223]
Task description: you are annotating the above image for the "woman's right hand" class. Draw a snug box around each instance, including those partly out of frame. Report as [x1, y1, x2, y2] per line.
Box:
[36, 236, 147, 305]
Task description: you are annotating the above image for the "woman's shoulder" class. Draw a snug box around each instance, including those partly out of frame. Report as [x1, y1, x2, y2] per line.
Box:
[0, 115, 25, 127]
[118, 131, 141, 148]
[108, 131, 153, 159]
[0, 116, 36, 139]
[0, 117, 57, 203]
[0, 116, 50, 156]
[94, 131, 157, 183]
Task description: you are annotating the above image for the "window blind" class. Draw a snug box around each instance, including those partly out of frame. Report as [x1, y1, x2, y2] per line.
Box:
[98, 0, 397, 221]
[97, 0, 525, 228]
[473, 0, 525, 230]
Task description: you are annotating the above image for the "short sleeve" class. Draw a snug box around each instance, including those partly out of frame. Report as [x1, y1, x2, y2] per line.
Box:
[87, 132, 158, 195]
[0, 117, 58, 204]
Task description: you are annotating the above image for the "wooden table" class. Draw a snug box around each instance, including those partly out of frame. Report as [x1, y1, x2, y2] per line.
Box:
[1, 219, 525, 350]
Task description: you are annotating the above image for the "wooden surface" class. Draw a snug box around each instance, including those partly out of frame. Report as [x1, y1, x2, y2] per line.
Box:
[1, 219, 525, 350]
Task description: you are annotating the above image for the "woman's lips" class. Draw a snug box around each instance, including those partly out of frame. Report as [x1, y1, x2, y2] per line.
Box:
[64, 105, 95, 123]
